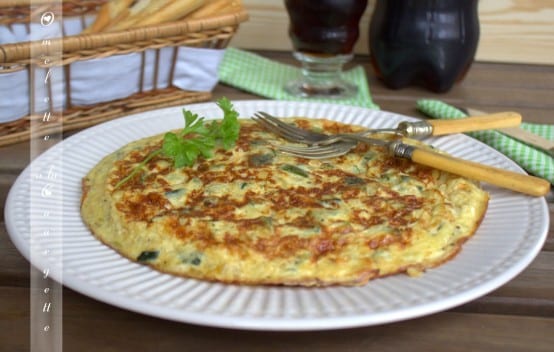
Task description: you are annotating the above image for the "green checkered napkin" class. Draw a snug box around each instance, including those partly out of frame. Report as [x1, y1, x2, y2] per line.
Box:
[417, 99, 554, 184]
[218, 47, 379, 109]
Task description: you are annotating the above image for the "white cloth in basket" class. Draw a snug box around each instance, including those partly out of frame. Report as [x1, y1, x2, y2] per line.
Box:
[0, 17, 225, 123]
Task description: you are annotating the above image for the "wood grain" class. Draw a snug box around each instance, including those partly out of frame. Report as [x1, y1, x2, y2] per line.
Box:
[1, 286, 553, 352]
[233, 0, 554, 65]
[477, 0, 554, 65]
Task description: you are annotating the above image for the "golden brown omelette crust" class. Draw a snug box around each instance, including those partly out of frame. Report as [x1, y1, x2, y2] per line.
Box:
[81, 118, 489, 286]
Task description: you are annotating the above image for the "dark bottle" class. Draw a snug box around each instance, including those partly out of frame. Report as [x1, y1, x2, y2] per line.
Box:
[369, 0, 480, 93]
[285, 0, 368, 56]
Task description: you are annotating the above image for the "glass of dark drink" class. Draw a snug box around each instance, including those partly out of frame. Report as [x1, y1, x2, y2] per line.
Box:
[284, 0, 368, 98]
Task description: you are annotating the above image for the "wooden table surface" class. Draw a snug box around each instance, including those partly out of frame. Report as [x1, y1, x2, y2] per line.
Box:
[1, 51, 553, 351]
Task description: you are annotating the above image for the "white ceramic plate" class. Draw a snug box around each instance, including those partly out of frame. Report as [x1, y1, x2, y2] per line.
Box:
[5, 100, 549, 331]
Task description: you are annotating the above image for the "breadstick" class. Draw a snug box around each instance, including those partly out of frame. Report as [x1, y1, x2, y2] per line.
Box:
[104, 0, 159, 32]
[217, 0, 243, 16]
[136, 0, 205, 27]
[188, 0, 229, 19]
[82, 0, 134, 34]
[120, 0, 175, 26]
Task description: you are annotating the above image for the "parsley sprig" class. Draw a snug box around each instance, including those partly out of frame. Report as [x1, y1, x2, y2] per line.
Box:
[115, 97, 240, 189]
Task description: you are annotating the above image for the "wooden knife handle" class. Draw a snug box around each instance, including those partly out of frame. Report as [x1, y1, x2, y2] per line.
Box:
[428, 112, 522, 136]
[409, 148, 550, 196]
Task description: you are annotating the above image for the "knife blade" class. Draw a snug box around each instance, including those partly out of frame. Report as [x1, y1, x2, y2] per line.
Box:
[464, 107, 554, 158]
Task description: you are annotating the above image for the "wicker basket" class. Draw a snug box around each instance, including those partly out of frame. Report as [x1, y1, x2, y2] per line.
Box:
[0, 0, 248, 146]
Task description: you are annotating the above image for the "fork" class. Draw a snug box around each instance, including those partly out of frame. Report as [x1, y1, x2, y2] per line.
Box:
[252, 110, 522, 142]
[253, 111, 368, 145]
[251, 114, 550, 197]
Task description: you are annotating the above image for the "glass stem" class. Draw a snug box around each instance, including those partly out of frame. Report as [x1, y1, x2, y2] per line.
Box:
[286, 52, 357, 98]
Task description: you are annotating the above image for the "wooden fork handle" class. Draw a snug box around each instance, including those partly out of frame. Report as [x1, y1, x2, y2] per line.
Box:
[428, 112, 522, 136]
[408, 148, 550, 196]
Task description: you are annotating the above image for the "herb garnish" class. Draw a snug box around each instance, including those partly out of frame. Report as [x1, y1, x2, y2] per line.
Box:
[115, 97, 240, 189]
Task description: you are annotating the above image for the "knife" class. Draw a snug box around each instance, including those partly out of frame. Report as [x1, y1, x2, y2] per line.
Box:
[464, 107, 554, 158]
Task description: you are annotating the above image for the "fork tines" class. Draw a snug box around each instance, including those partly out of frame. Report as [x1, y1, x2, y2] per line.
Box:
[252, 112, 314, 143]
[252, 111, 359, 159]
[277, 142, 356, 159]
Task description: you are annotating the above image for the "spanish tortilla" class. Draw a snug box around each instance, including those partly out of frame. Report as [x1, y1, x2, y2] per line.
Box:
[81, 118, 489, 286]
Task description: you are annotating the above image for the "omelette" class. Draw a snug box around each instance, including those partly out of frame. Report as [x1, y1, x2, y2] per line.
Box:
[81, 117, 489, 286]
